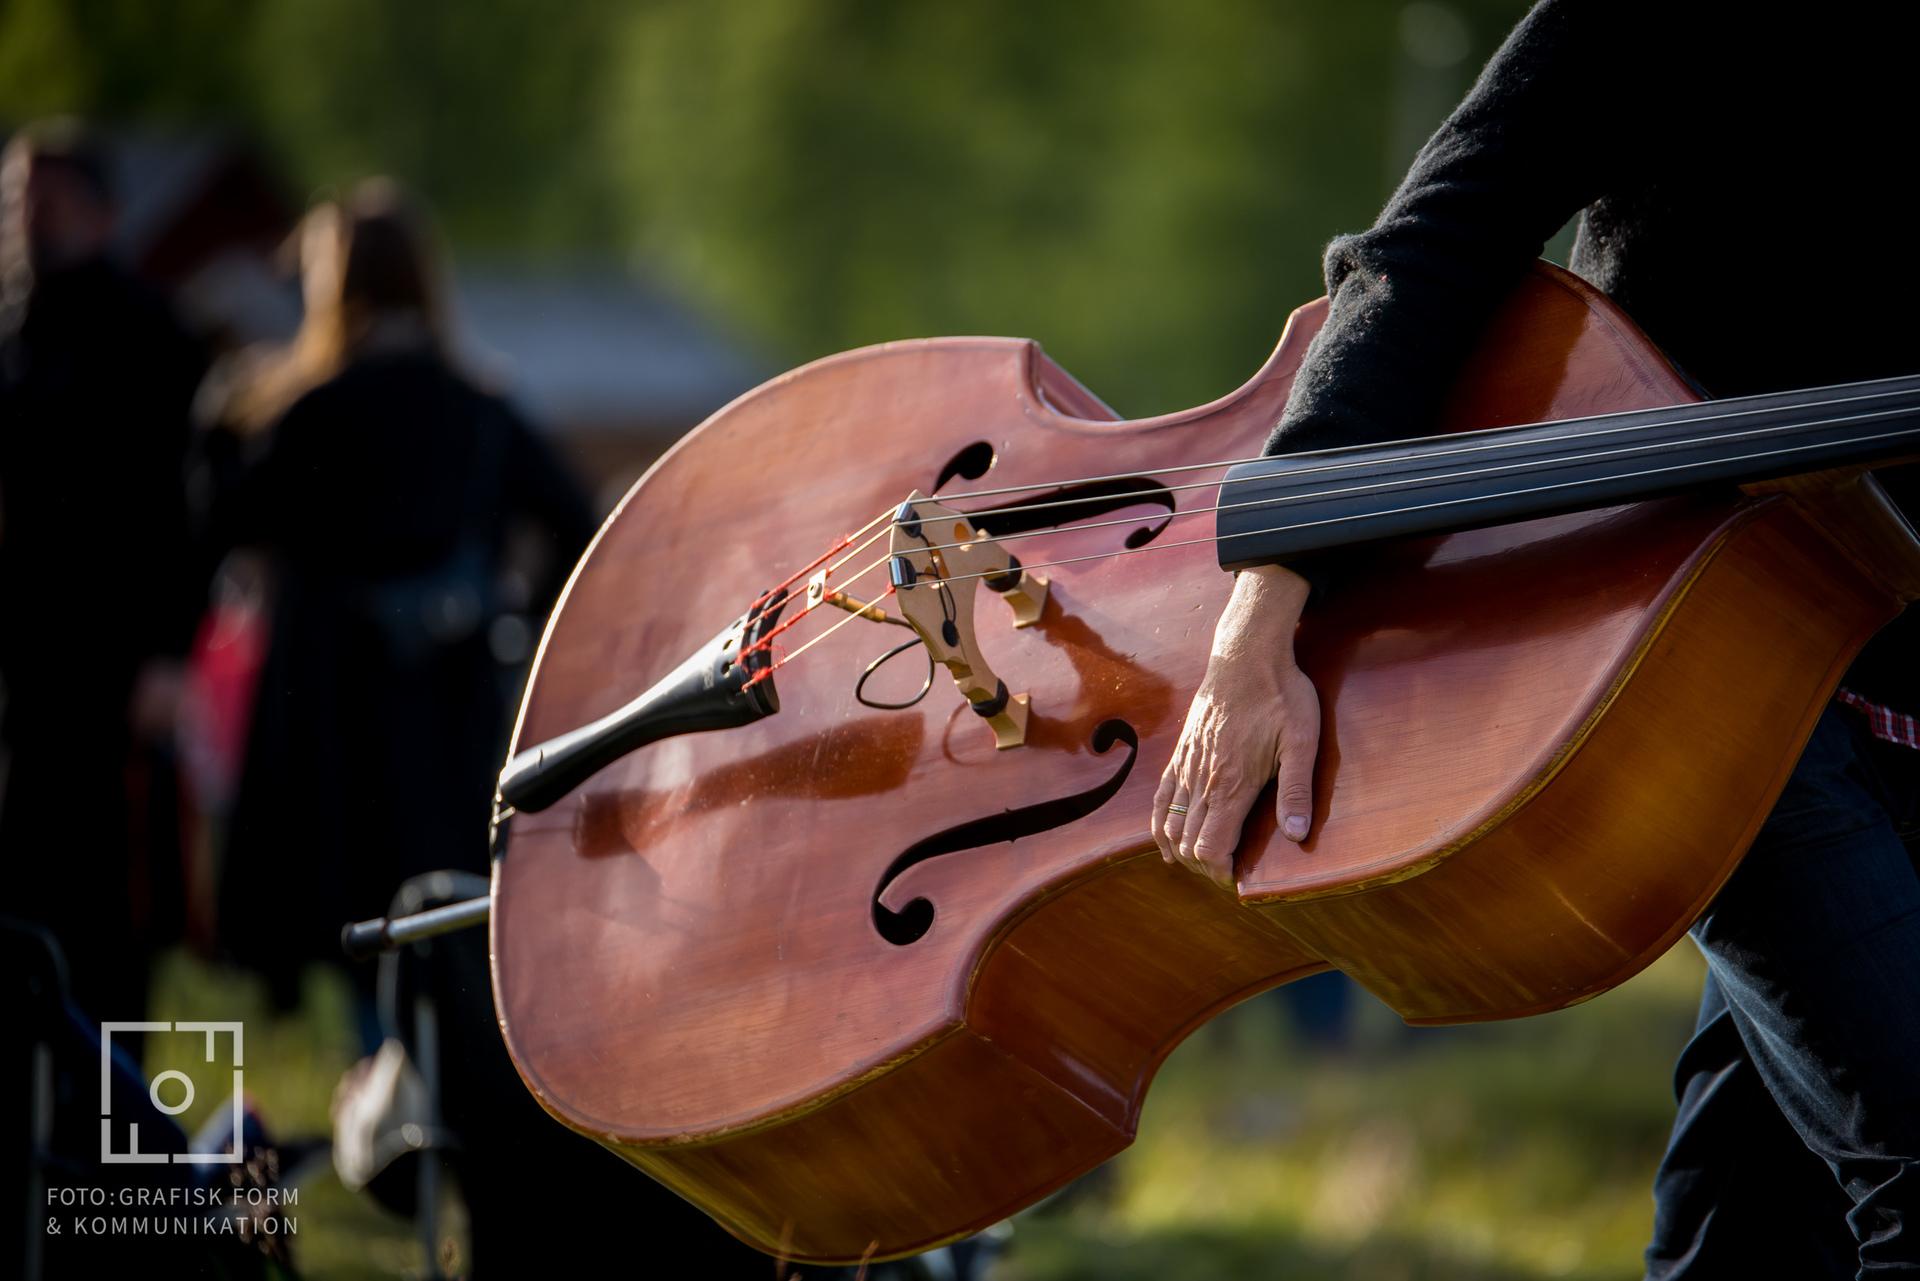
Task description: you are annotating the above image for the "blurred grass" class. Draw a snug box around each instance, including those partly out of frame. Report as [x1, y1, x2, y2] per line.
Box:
[1001, 947, 1705, 1281]
[145, 953, 424, 1280]
[145, 943, 1703, 1280]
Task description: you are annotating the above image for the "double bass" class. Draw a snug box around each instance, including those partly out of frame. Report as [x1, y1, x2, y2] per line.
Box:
[487, 262, 1920, 1263]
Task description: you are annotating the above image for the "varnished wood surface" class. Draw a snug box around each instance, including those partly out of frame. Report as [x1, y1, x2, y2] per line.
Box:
[1745, 468, 1920, 602]
[491, 263, 1911, 1261]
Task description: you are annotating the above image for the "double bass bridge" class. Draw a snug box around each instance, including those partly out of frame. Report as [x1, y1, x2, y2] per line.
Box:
[885, 491, 1049, 748]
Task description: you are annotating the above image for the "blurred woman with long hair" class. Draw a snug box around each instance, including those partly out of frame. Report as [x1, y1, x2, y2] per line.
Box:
[205, 179, 596, 1007]
[195, 200, 367, 438]
[203, 181, 771, 1280]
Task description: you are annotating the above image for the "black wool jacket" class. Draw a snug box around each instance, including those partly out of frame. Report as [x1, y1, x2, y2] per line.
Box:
[1264, 0, 1918, 718]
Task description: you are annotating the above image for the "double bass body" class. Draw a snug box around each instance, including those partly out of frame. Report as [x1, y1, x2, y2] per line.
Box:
[489, 263, 1911, 1262]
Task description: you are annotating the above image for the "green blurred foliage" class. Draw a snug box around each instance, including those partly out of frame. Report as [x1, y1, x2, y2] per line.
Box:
[609, 0, 1536, 412]
[241, 0, 630, 249]
[0, 0, 251, 119]
[0, 0, 1537, 410]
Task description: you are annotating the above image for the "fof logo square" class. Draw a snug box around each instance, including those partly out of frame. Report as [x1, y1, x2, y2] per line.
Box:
[100, 1021, 244, 1164]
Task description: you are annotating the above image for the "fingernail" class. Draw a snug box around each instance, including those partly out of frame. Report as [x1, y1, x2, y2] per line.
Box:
[1283, 815, 1309, 841]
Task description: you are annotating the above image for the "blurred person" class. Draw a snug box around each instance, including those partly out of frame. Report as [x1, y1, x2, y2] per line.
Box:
[0, 118, 204, 1025]
[177, 205, 355, 949]
[201, 180, 780, 1277]
[1270, 969, 1355, 1051]
[194, 203, 367, 441]
[1150, 3, 1919, 1276]
[200, 179, 597, 1008]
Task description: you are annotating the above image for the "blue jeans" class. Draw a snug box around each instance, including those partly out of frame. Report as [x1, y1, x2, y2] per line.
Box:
[1646, 705, 1920, 1278]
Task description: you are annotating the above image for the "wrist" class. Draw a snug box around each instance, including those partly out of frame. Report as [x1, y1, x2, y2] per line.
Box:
[1233, 564, 1311, 610]
[1212, 565, 1310, 666]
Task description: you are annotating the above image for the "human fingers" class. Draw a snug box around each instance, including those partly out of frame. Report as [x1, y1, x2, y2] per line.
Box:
[1188, 763, 1259, 889]
[1152, 762, 1180, 861]
[1275, 676, 1322, 842]
[1161, 740, 1195, 859]
[1174, 789, 1212, 882]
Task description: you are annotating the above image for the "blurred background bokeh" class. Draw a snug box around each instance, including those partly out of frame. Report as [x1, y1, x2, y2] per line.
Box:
[3, 3, 1700, 1279]
[0, 0, 1588, 493]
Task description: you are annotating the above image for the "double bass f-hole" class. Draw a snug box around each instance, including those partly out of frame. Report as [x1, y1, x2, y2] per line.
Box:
[871, 718, 1140, 945]
[934, 441, 1179, 550]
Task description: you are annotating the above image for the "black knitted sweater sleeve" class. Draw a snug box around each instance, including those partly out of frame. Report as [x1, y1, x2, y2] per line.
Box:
[1262, 0, 1668, 457]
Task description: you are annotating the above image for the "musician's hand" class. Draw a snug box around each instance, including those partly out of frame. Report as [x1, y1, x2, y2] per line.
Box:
[1152, 564, 1319, 889]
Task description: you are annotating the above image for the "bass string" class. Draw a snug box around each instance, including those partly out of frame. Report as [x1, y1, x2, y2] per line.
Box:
[797, 382, 1916, 594]
[740, 514, 920, 666]
[751, 582, 901, 679]
[746, 504, 899, 616]
[748, 499, 953, 652]
[916, 419, 1920, 588]
[821, 512, 902, 583]
[789, 397, 1915, 633]
[742, 386, 1920, 673]
[898, 401, 1920, 560]
[935, 380, 1920, 527]
[749, 415, 1920, 674]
